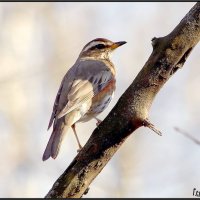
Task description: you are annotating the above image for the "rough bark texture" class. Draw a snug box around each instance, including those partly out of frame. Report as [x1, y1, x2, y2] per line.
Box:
[45, 3, 200, 198]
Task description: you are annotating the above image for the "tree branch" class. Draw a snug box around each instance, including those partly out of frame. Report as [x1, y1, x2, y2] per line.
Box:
[174, 127, 200, 145]
[45, 3, 200, 198]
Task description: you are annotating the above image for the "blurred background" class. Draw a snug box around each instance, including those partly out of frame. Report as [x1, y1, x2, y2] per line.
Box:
[0, 2, 200, 198]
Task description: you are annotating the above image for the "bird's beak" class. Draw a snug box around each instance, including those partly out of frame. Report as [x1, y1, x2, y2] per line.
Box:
[111, 41, 127, 49]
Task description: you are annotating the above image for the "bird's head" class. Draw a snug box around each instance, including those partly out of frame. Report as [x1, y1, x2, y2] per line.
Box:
[79, 38, 126, 60]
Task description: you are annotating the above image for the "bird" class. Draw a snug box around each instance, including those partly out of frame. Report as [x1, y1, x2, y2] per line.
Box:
[42, 38, 126, 161]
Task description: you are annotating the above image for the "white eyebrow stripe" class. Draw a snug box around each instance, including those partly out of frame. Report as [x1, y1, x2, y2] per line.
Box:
[82, 41, 106, 52]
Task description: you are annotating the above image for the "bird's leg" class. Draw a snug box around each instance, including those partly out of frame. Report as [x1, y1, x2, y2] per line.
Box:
[71, 124, 82, 152]
[94, 117, 102, 126]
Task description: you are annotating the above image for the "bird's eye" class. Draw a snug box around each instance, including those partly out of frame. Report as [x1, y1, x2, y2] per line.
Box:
[95, 44, 105, 49]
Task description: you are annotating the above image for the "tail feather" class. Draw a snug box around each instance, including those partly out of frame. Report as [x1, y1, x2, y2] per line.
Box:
[42, 120, 69, 161]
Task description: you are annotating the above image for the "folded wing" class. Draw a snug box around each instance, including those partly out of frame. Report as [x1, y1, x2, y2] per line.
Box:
[48, 59, 113, 128]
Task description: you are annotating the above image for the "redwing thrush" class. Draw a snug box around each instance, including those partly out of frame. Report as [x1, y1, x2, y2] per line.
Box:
[42, 38, 126, 161]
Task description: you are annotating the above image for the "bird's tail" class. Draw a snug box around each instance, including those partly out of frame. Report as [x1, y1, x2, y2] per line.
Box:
[42, 119, 69, 161]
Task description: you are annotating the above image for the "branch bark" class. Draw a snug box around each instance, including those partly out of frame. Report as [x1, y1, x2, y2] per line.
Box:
[45, 3, 200, 198]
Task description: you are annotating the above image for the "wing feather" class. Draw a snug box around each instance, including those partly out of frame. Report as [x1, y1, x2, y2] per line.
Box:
[47, 65, 77, 129]
[48, 59, 114, 126]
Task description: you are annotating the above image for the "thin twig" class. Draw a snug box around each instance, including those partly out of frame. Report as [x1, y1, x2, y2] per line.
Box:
[174, 127, 200, 145]
[143, 119, 162, 136]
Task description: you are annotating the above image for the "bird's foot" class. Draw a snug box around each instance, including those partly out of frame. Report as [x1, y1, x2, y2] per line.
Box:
[77, 145, 83, 153]
[95, 118, 102, 126]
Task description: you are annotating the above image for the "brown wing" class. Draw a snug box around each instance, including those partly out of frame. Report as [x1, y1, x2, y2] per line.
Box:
[57, 59, 114, 119]
[47, 65, 78, 130]
[48, 59, 114, 128]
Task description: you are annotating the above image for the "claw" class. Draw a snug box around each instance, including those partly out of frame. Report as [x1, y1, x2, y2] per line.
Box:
[95, 117, 102, 126]
[77, 147, 82, 153]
